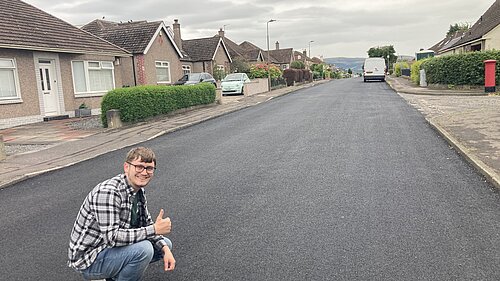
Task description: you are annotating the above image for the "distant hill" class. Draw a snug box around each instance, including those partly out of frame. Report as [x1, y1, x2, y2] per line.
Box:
[324, 57, 365, 73]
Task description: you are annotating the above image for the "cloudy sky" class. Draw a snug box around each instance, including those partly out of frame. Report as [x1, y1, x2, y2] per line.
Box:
[23, 0, 494, 58]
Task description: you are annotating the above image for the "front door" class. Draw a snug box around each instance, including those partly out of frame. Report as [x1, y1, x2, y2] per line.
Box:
[39, 60, 59, 116]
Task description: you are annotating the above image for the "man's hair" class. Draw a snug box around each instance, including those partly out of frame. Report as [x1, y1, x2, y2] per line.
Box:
[125, 147, 156, 165]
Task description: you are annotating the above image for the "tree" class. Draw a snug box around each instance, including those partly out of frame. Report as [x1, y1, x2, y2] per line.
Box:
[447, 23, 470, 36]
[347, 68, 352, 75]
[367, 45, 397, 72]
[230, 58, 251, 74]
[290, 60, 305, 69]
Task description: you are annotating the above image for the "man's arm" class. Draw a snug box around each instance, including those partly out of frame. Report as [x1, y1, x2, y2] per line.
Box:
[162, 245, 176, 271]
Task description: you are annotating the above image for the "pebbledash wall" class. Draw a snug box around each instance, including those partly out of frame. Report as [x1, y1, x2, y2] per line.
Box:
[0, 48, 129, 129]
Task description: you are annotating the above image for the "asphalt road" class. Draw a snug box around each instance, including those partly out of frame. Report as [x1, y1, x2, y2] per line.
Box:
[1, 78, 500, 280]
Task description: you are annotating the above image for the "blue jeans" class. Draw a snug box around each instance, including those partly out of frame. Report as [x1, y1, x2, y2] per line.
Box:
[81, 238, 172, 281]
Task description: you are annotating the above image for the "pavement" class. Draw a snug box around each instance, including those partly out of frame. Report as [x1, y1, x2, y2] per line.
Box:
[0, 82, 326, 188]
[386, 75, 500, 189]
[1, 77, 500, 190]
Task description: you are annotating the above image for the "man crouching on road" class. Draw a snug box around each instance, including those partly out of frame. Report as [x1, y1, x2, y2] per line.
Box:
[68, 146, 175, 280]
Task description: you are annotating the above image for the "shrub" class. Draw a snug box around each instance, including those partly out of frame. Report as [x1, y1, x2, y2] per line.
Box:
[420, 50, 500, 85]
[394, 62, 410, 77]
[249, 64, 282, 79]
[283, 69, 313, 85]
[212, 66, 226, 81]
[411, 59, 426, 84]
[230, 58, 251, 74]
[101, 83, 215, 127]
[290, 61, 305, 69]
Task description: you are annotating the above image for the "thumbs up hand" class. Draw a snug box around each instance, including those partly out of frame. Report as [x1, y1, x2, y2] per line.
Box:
[154, 209, 172, 235]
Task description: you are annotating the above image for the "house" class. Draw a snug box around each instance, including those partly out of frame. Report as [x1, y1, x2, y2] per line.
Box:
[239, 41, 280, 64]
[82, 19, 186, 85]
[428, 31, 466, 56]
[434, 0, 500, 55]
[181, 36, 232, 76]
[0, 0, 130, 129]
[215, 29, 265, 66]
[267, 42, 295, 70]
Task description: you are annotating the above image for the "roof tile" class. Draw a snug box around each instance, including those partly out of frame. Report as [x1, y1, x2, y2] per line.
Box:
[0, 0, 128, 55]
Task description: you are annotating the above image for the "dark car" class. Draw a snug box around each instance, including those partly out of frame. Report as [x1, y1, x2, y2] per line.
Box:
[174, 72, 217, 86]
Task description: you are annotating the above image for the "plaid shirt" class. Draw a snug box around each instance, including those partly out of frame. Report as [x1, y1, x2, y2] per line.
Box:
[67, 174, 168, 270]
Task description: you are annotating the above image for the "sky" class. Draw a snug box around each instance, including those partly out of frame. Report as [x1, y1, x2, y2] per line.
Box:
[23, 0, 495, 59]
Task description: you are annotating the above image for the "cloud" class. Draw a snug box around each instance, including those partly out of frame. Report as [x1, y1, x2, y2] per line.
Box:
[22, 0, 495, 58]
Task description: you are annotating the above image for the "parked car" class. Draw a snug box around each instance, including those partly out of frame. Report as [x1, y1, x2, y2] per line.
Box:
[174, 72, 217, 86]
[363, 57, 386, 82]
[221, 73, 251, 95]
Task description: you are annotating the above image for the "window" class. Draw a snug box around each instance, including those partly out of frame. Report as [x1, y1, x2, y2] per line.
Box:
[182, 65, 191, 75]
[155, 61, 171, 83]
[281, 64, 289, 70]
[72, 61, 115, 95]
[471, 44, 481, 52]
[0, 58, 21, 100]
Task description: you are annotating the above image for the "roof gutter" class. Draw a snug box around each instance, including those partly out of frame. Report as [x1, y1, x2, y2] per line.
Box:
[0, 44, 131, 57]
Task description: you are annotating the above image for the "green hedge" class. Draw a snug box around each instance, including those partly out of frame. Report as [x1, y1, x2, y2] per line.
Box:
[394, 62, 409, 77]
[101, 83, 216, 127]
[411, 59, 426, 84]
[420, 50, 500, 86]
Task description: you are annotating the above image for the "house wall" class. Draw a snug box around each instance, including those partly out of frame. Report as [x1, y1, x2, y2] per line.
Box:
[485, 25, 500, 51]
[58, 53, 125, 115]
[142, 29, 184, 85]
[119, 56, 135, 87]
[0, 48, 128, 129]
[192, 61, 208, 73]
[213, 45, 231, 73]
[0, 49, 41, 124]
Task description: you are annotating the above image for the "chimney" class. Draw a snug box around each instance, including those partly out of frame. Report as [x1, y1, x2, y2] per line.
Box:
[173, 19, 182, 50]
[218, 28, 224, 38]
[275, 41, 280, 50]
[303, 49, 307, 57]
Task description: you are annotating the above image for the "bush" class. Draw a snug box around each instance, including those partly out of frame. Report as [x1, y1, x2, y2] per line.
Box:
[101, 83, 215, 127]
[290, 61, 305, 69]
[394, 62, 410, 77]
[283, 69, 312, 86]
[249, 64, 282, 79]
[420, 50, 500, 86]
[230, 58, 251, 74]
[411, 59, 426, 84]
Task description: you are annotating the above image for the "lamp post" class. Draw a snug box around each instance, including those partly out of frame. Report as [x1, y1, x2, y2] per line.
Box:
[266, 19, 276, 91]
[308, 40, 314, 58]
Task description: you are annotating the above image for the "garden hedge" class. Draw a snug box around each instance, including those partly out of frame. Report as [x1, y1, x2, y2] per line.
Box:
[419, 50, 500, 86]
[101, 83, 216, 127]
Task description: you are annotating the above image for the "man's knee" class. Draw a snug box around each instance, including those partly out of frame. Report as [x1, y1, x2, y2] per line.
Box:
[164, 238, 173, 250]
[133, 240, 155, 262]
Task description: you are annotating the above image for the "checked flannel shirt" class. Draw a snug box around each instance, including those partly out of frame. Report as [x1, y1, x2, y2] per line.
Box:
[67, 174, 168, 270]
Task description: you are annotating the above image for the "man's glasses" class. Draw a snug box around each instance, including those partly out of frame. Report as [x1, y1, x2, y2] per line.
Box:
[127, 162, 156, 173]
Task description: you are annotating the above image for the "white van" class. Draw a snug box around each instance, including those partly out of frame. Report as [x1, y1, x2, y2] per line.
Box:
[363, 57, 387, 82]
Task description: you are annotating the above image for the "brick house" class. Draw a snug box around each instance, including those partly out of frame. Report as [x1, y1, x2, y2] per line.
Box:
[82, 19, 187, 86]
[0, 0, 130, 129]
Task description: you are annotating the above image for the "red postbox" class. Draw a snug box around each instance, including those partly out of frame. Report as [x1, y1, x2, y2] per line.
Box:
[484, 60, 496, 92]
